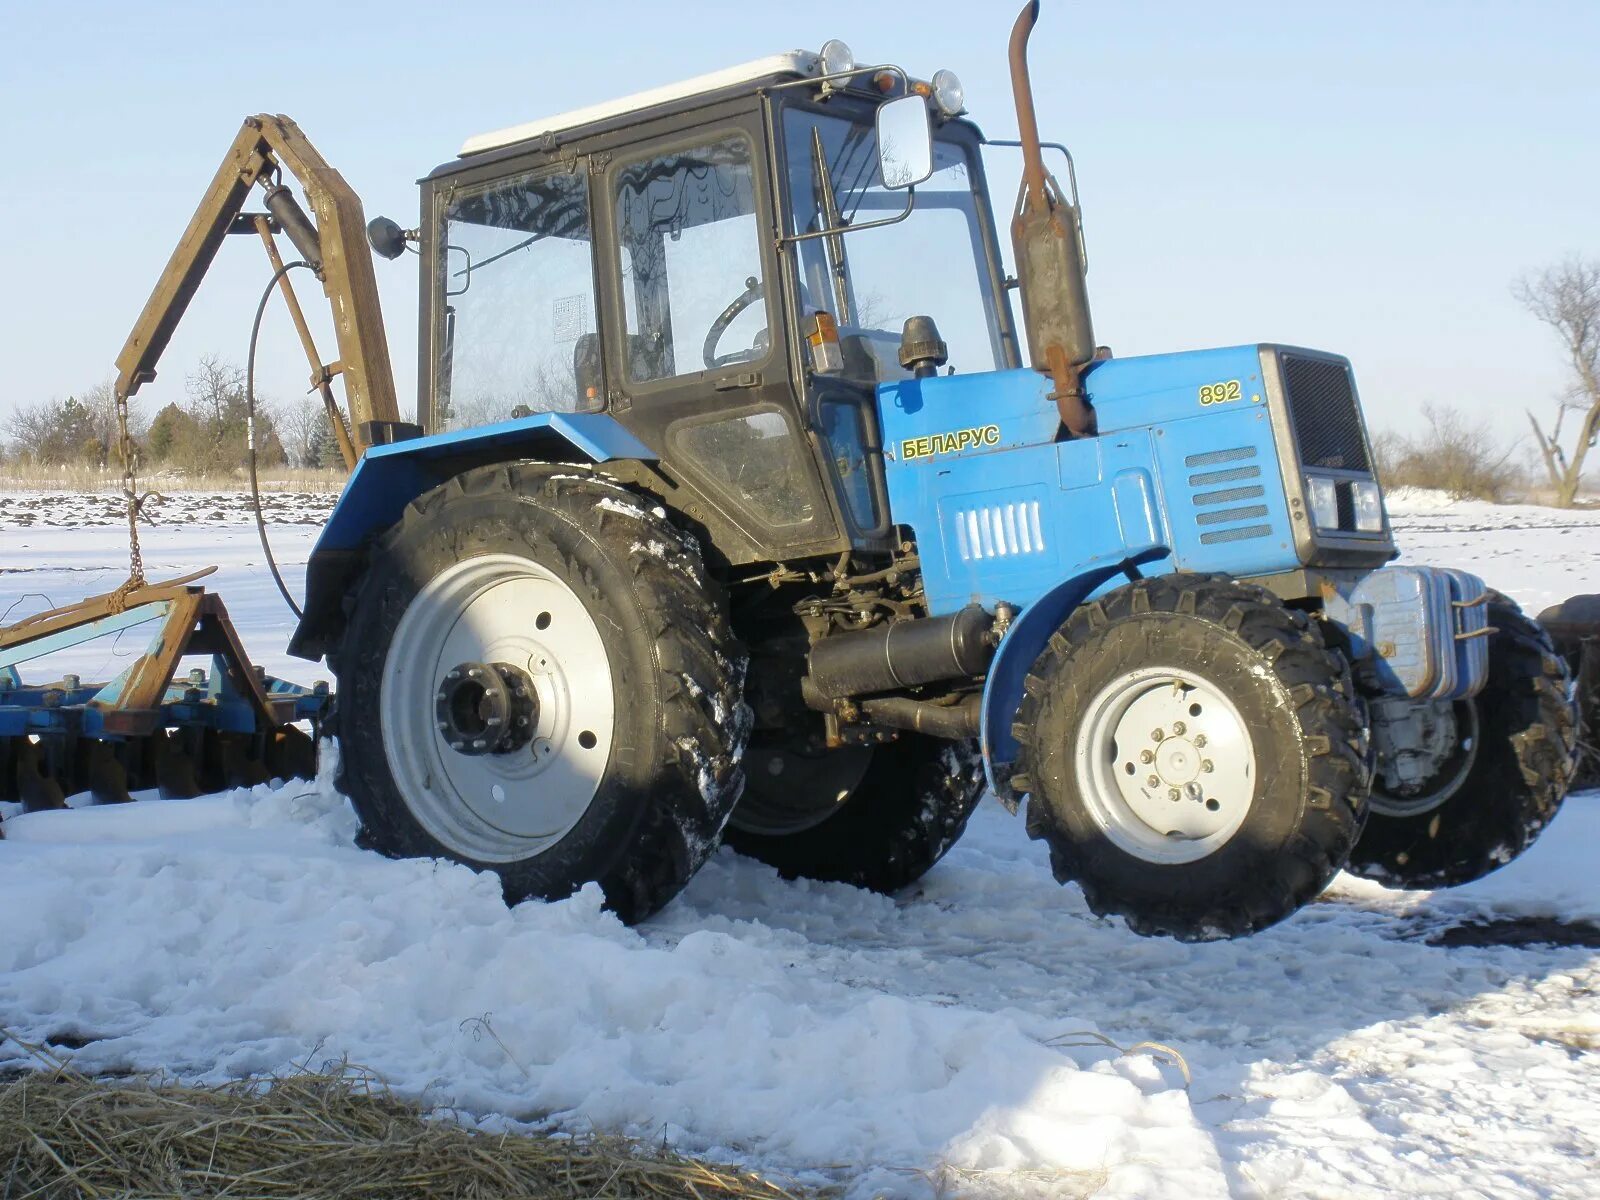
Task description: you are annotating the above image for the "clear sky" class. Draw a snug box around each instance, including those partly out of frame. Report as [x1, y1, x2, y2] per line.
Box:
[2, 0, 1595, 447]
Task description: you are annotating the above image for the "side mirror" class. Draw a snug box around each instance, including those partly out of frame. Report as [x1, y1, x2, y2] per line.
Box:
[876, 94, 933, 190]
[366, 216, 409, 261]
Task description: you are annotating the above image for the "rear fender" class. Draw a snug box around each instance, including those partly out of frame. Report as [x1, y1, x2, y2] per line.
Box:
[288, 413, 656, 660]
[980, 547, 1171, 805]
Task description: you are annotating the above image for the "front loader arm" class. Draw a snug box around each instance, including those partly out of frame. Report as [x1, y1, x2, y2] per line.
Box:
[113, 114, 400, 460]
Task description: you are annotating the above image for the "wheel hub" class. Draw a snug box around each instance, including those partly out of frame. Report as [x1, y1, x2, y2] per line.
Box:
[435, 661, 538, 756]
[1155, 737, 1201, 787]
[1369, 697, 1479, 817]
[1077, 667, 1255, 864]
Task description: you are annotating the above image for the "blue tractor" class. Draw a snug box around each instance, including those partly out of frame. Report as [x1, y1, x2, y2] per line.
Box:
[92, 2, 1570, 939]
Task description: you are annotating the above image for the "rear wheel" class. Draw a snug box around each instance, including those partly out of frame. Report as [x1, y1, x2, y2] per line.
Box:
[1012, 575, 1370, 940]
[1347, 592, 1577, 889]
[725, 732, 985, 893]
[337, 463, 748, 923]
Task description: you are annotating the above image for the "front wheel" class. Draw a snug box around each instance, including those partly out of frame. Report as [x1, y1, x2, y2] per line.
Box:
[1347, 592, 1577, 889]
[336, 464, 748, 923]
[1012, 575, 1370, 941]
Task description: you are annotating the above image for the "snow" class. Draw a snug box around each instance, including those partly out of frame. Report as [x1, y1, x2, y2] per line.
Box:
[3, 492, 1600, 1198]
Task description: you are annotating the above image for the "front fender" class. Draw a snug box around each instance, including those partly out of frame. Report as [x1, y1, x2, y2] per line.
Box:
[980, 547, 1171, 803]
[288, 412, 656, 661]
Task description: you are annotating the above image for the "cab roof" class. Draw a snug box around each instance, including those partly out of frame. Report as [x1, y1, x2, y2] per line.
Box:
[459, 51, 822, 158]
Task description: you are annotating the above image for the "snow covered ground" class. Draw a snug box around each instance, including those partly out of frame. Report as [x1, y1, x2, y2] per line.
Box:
[3, 490, 1599, 1199]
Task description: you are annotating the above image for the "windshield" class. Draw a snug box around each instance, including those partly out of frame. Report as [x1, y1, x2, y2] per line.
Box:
[782, 103, 1008, 384]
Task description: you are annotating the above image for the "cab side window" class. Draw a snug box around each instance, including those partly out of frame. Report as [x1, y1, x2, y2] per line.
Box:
[613, 136, 770, 382]
[437, 165, 600, 429]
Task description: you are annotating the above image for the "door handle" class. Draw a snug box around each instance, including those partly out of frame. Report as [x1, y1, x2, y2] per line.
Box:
[714, 371, 763, 391]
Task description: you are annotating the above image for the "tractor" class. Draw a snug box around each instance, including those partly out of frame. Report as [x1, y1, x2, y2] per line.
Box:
[3, 2, 1580, 940]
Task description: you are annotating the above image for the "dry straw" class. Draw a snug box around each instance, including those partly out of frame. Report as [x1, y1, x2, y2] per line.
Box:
[0, 1034, 825, 1200]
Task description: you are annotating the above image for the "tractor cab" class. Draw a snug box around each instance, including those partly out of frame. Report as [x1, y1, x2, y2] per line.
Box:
[413, 45, 1017, 566]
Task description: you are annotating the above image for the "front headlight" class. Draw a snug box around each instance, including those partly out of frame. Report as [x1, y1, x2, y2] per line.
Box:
[1352, 479, 1384, 532]
[1307, 476, 1338, 530]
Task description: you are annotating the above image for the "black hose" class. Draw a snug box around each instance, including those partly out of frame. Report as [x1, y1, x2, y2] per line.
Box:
[245, 261, 311, 620]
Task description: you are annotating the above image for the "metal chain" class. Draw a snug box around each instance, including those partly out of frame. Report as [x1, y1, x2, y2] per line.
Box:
[109, 385, 148, 612]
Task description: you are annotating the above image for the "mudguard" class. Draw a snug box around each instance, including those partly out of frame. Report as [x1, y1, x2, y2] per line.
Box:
[980, 546, 1172, 803]
[288, 412, 656, 660]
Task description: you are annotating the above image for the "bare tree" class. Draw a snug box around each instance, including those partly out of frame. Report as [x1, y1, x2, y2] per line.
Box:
[3, 379, 130, 467]
[1515, 256, 1600, 507]
[186, 355, 245, 441]
[1370, 403, 1522, 502]
[275, 395, 325, 468]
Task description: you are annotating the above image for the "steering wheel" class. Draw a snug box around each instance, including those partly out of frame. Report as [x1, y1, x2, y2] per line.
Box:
[703, 276, 765, 370]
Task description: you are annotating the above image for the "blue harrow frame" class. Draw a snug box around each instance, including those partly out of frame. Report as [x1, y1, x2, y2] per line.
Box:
[0, 571, 327, 817]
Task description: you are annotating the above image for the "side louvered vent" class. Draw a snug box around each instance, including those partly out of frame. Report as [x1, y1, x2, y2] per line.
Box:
[1184, 447, 1271, 545]
[952, 500, 1047, 561]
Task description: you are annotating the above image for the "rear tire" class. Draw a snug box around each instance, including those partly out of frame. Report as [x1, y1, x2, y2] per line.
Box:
[725, 735, 985, 893]
[1012, 574, 1370, 941]
[1347, 592, 1577, 889]
[336, 463, 748, 923]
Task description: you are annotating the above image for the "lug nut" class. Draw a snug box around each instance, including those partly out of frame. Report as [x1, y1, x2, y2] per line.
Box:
[1151, 728, 1165, 742]
[1139, 749, 1155, 764]
[1147, 775, 1160, 787]
[1185, 782, 1203, 800]
[1194, 734, 1207, 748]
[1173, 721, 1187, 735]
[1202, 760, 1214, 773]
[1168, 787, 1181, 801]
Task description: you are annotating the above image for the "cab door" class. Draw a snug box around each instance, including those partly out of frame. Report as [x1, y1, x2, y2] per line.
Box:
[596, 115, 845, 562]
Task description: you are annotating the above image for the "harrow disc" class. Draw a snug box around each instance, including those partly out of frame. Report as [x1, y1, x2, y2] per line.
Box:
[267, 725, 318, 781]
[12, 738, 68, 814]
[152, 729, 206, 799]
[214, 730, 272, 791]
[83, 739, 135, 805]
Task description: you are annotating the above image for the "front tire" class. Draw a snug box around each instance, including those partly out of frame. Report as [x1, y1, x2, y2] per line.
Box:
[337, 464, 747, 923]
[1347, 592, 1577, 889]
[1012, 575, 1370, 941]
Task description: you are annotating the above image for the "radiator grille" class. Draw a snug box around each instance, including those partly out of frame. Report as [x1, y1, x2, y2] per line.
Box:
[1282, 355, 1369, 472]
[952, 500, 1047, 562]
[1183, 446, 1271, 546]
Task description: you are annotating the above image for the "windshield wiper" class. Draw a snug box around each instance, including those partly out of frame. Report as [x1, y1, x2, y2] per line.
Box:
[452, 231, 544, 279]
[810, 127, 853, 324]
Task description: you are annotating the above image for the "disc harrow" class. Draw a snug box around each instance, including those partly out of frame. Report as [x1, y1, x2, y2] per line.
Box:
[0, 570, 328, 828]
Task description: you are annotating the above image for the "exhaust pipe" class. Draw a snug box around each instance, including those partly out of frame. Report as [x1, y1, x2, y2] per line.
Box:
[1009, 0, 1097, 437]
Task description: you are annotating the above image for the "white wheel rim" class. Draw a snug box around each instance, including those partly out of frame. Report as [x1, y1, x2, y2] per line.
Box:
[1074, 665, 1256, 865]
[380, 553, 615, 863]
